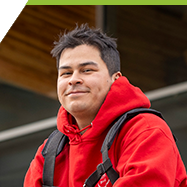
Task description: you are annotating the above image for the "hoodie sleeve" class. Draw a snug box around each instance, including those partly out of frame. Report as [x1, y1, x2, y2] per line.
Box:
[113, 113, 187, 187]
[23, 143, 45, 187]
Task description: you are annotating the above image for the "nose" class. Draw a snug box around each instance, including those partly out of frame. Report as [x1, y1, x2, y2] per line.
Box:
[68, 71, 83, 86]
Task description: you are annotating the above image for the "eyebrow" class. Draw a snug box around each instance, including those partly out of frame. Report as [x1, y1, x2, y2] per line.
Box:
[58, 61, 98, 70]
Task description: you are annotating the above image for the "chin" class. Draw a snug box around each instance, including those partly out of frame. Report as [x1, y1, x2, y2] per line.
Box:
[67, 104, 88, 114]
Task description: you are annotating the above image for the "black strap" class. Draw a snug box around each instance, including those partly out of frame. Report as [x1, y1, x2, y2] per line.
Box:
[42, 130, 68, 187]
[84, 108, 164, 187]
[83, 159, 116, 187]
[42, 108, 173, 187]
[101, 108, 164, 154]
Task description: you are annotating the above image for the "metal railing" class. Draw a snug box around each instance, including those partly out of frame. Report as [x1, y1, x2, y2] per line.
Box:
[1, 81, 187, 142]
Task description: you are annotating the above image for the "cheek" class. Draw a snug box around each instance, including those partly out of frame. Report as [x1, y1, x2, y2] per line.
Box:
[57, 79, 67, 101]
[92, 73, 112, 86]
[92, 78, 112, 98]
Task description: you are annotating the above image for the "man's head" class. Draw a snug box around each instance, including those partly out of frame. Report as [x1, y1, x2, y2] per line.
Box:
[51, 24, 121, 76]
[52, 24, 122, 129]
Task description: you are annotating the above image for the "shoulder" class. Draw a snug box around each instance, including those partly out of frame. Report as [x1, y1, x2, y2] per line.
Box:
[24, 139, 46, 185]
[31, 139, 47, 170]
[115, 112, 176, 153]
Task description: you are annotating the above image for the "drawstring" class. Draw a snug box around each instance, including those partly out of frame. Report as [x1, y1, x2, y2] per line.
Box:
[79, 123, 92, 134]
[63, 123, 93, 142]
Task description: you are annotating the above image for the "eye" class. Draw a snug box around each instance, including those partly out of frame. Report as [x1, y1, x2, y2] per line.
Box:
[64, 72, 72, 75]
[83, 69, 92, 73]
[59, 71, 72, 77]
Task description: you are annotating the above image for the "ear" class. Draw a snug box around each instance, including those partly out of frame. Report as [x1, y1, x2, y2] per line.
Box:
[112, 71, 122, 82]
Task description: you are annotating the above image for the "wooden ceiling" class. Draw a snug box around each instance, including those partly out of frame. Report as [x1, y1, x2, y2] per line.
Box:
[0, 5, 96, 99]
[1, 5, 187, 99]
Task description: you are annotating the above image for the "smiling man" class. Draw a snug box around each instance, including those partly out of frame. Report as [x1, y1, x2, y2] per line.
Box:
[57, 44, 121, 130]
[24, 24, 187, 187]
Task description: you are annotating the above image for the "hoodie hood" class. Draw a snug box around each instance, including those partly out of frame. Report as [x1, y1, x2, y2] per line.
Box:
[57, 76, 150, 142]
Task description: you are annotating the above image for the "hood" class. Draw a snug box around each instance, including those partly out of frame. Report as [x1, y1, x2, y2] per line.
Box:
[57, 76, 151, 142]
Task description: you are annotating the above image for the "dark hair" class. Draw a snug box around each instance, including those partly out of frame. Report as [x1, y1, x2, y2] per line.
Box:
[51, 24, 120, 76]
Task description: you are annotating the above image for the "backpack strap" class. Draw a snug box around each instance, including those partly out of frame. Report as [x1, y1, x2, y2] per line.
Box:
[84, 108, 164, 187]
[42, 130, 69, 187]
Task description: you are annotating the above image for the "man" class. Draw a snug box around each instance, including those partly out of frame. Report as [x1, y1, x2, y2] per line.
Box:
[24, 24, 187, 187]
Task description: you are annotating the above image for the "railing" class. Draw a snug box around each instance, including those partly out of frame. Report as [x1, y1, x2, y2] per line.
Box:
[1, 81, 187, 142]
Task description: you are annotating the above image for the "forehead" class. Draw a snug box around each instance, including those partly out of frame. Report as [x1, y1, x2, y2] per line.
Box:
[59, 45, 103, 67]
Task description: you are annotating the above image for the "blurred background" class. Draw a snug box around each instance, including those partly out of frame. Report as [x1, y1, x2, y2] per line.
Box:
[0, 5, 187, 186]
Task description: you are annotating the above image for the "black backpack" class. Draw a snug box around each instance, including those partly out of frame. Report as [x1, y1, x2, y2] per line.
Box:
[41, 108, 176, 187]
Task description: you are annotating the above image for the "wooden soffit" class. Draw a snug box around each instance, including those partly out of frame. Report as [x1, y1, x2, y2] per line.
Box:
[0, 5, 96, 99]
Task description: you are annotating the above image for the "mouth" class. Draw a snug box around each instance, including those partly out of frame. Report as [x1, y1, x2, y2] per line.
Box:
[66, 90, 89, 97]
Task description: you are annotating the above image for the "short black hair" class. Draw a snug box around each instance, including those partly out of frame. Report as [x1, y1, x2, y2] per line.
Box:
[51, 23, 121, 76]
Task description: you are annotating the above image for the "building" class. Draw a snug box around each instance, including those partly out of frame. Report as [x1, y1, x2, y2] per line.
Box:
[0, 5, 187, 186]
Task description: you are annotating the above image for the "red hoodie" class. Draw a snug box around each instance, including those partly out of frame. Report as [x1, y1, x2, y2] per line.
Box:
[24, 76, 187, 187]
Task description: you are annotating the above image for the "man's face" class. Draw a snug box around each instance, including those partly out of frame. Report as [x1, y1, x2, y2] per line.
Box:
[57, 44, 116, 120]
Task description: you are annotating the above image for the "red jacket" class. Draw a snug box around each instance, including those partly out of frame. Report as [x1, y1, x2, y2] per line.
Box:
[24, 76, 187, 187]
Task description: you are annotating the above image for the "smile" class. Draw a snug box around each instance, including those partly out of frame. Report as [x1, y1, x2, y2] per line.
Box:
[66, 91, 88, 97]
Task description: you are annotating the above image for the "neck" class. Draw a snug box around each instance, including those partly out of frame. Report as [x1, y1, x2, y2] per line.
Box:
[70, 109, 98, 131]
[75, 116, 94, 130]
